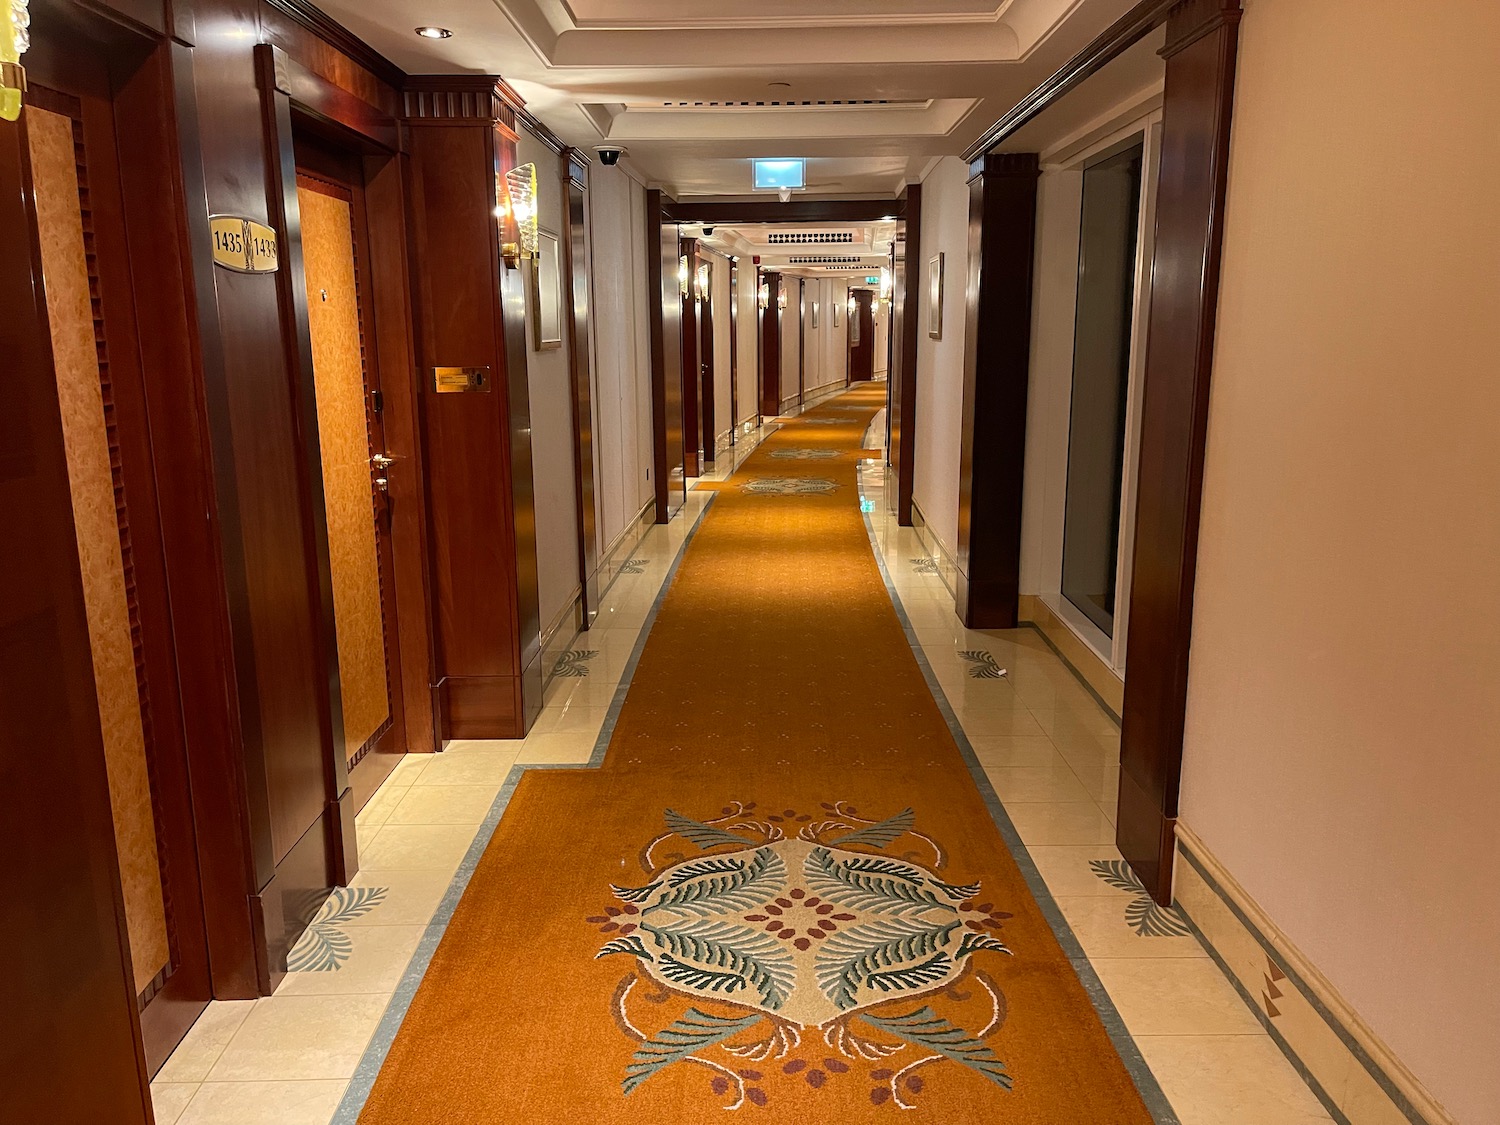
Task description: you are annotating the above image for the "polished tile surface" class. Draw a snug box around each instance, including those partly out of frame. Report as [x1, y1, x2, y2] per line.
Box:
[151, 418, 1330, 1124]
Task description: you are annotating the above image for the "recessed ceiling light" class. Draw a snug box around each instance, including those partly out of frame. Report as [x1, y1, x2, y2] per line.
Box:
[415, 26, 452, 38]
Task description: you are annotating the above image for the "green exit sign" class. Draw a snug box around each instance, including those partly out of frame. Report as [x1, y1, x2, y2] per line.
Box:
[865, 275, 880, 284]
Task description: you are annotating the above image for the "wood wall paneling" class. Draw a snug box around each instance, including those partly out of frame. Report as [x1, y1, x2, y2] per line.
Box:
[1118, 0, 1243, 904]
[0, 74, 153, 1125]
[562, 153, 600, 625]
[954, 153, 1040, 630]
[679, 236, 701, 476]
[759, 271, 782, 418]
[646, 189, 685, 521]
[404, 76, 541, 738]
[888, 184, 922, 524]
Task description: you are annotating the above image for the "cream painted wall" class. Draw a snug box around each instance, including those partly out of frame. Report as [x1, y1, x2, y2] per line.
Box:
[585, 165, 655, 556]
[518, 131, 580, 632]
[911, 155, 970, 557]
[821, 278, 851, 390]
[1180, 3, 1500, 1120]
[805, 277, 847, 394]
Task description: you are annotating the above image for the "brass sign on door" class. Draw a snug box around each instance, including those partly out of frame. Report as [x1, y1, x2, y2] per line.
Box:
[209, 215, 280, 274]
[432, 366, 492, 393]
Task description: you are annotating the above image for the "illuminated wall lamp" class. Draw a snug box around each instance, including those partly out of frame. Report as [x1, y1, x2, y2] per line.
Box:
[695, 263, 710, 301]
[1, 0, 30, 123]
[677, 255, 690, 297]
[758, 282, 770, 311]
[777, 287, 787, 311]
[500, 162, 538, 270]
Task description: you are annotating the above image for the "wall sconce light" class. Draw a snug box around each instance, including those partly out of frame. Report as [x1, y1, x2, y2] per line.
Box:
[677, 255, 690, 297]
[500, 162, 538, 270]
[880, 266, 892, 301]
[758, 281, 770, 311]
[695, 262, 710, 302]
[848, 294, 858, 318]
[1, 0, 30, 122]
[777, 287, 788, 311]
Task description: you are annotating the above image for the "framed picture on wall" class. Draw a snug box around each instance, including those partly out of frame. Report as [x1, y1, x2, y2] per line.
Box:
[531, 229, 564, 351]
[928, 252, 944, 340]
[811, 301, 819, 329]
[832, 299, 841, 328]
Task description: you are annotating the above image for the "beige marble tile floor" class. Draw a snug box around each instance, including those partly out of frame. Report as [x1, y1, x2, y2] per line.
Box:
[150, 415, 1331, 1125]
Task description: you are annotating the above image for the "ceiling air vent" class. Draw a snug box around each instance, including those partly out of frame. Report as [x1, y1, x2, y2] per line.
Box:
[767, 232, 855, 245]
[788, 255, 864, 265]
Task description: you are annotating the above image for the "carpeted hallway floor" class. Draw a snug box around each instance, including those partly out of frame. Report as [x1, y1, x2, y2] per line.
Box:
[352, 385, 1161, 1122]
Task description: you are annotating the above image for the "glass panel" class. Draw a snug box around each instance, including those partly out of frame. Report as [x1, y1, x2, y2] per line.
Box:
[1060, 138, 1144, 638]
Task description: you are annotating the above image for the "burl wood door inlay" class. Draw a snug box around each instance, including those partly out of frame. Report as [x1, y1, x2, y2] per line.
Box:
[29, 105, 170, 995]
[297, 181, 392, 761]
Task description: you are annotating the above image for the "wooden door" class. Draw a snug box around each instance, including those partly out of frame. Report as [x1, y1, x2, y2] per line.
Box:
[294, 152, 408, 810]
[16, 35, 217, 1078]
[679, 236, 701, 477]
[699, 252, 716, 467]
[849, 290, 875, 382]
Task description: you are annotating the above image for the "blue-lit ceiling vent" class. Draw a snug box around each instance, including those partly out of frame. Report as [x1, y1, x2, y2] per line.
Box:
[753, 158, 806, 192]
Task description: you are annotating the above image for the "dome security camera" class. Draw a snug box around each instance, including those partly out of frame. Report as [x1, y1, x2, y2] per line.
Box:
[595, 145, 627, 166]
[703, 226, 716, 236]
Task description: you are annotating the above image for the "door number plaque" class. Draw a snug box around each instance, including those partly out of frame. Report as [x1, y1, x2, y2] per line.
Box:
[210, 215, 280, 274]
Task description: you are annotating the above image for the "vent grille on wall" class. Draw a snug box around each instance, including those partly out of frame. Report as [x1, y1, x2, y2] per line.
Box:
[788, 255, 864, 265]
[767, 232, 855, 245]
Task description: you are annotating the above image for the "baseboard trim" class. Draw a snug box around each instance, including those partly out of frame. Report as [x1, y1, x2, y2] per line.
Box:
[1174, 825, 1456, 1125]
[1019, 596, 1124, 717]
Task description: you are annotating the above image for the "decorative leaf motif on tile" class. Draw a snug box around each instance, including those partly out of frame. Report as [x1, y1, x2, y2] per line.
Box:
[285, 886, 388, 972]
[552, 649, 598, 677]
[620, 558, 649, 574]
[1088, 860, 1193, 938]
[912, 557, 940, 574]
[597, 804, 1016, 1106]
[958, 650, 1007, 680]
[743, 476, 839, 495]
[801, 418, 844, 424]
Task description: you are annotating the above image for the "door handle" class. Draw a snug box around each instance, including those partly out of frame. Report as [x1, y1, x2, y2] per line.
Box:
[372, 453, 394, 493]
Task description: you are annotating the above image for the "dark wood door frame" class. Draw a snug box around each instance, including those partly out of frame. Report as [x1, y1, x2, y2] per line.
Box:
[759, 271, 782, 418]
[1118, 0, 1243, 904]
[957, 0, 1244, 901]
[698, 249, 717, 465]
[728, 259, 739, 442]
[1, 89, 154, 1123]
[954, 153, 1039, 631]
[646, 189, 686, 521]
[796, 278, 806, 405]
[679, 236, 701, 477]
[888, 182, 922, 524]
[561, 149, 600, 626]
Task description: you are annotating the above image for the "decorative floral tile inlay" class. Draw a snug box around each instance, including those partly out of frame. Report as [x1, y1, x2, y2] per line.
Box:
[286, 886, 388, 971]
[958, 651, 1007, 680]
[1088, 861, 1193, 938]
[592, 803, 1015, 1109]
[912, 557, 940, 575]
[620, 558, 649, 575]
[553, 649, 599, 678]
[770, 448, 841, 460]
[743, 478, 839, 496]
[801, 418, 845, 425]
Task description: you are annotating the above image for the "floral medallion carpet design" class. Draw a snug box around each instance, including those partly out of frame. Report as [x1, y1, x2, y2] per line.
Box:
[352, 384, 1160, 1125]
[591, 804, 1013, 1109]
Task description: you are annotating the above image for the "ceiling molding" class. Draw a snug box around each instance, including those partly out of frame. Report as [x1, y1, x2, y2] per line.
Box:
[263, 0, 405, 88]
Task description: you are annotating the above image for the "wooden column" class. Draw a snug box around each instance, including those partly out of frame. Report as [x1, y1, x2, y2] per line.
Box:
[679, 236, 701, 476]
[759, 271, 782, 418]
[698, 251, 716, 466]
[888, 184, 922, 523]
[1118, 0, 1243, 904]
[404, 76, 542, 739]
[561, 149, 599, 626]
[647, 189, 685, 521]
[728, 259, 740, 440]
[954, 152, 1040, 629]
